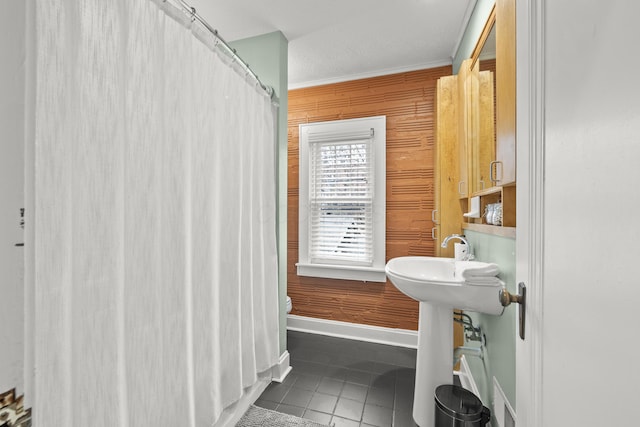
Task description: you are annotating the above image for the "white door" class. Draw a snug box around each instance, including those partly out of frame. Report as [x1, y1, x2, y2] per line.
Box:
[515, 1, 640, 426]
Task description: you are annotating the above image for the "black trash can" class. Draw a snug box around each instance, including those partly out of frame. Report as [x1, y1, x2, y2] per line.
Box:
[434, 384, 491, 427]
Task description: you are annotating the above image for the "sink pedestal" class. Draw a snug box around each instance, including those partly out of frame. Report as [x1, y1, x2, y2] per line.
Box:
[384, 256, 504, 425]
[413, 302, 453, 426]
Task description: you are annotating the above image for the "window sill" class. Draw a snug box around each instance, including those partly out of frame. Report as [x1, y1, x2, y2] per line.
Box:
[296, 263, 387, 283]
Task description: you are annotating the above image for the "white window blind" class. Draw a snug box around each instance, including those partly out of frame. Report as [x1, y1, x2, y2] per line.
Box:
[297, 116, 386, 282]
[309, 130, 374, 266]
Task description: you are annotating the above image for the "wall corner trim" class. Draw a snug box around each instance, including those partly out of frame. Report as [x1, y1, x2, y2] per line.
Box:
[271, 351, 292, 383]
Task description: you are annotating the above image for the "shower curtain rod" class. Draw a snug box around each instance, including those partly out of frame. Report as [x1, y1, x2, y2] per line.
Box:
[166, 0, 275, 99]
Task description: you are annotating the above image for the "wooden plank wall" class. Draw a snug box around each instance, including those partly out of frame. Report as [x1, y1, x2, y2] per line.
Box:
[288, 67, 452, 331]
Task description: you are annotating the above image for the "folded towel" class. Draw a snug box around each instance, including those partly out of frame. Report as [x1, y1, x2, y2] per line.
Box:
[457, 261, 500, 280]
[464, 277, 505, 287]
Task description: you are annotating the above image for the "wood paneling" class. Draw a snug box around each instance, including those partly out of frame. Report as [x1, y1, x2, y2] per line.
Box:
[288, 68, 452, 331]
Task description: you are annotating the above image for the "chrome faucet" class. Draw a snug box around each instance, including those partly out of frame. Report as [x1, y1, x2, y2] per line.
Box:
[441, 234, 474, 260]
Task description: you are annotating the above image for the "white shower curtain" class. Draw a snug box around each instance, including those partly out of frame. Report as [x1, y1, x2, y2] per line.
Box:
[29, 1, 279, 425]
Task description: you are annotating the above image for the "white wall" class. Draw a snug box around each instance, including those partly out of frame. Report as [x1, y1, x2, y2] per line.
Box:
[0, 0, 26, 393]
[539, 1, 640, 425]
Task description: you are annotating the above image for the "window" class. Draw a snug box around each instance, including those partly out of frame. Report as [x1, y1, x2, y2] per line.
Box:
[297, 116, 386, 282]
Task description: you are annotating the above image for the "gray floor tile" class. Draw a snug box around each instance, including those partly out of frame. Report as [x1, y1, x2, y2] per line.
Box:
[276, 403, 305, 417]
[293, 373, 322, 391]
[259, 382, 291, 403]
[307, 352, 333, 365]
[362, 404, 393, 427]
[293, 361, 328, 376]
[393, 408, 418, 427]
[281, 372, 299, 387]
[370, 373, 396, 390]
[349, 360, 378, 373]
[370, 362, 399, 376]
[345, 369, 371, 386]
[334, 397, 365, 421]
[331, 354, 362, 368]
[282, 386, 314, 408]
[341, 382, 368, 402]
[317, 377, 344, 396]
[254, 399, 278, 410]
[396, 368, 416, 381]
[366, 386, 395, 408]
[303, 409, 333, 424]
[307, 392, 338, 414]
[325, 365, 350, 380]
[259, 331, 417, 426]
[331, 415, 361, 427]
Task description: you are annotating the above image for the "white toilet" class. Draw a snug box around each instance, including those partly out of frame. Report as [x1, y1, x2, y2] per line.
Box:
[286, 296, 292, 314]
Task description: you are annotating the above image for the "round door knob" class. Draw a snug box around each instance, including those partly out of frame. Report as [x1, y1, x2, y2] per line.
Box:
[499, 288, 523, 307]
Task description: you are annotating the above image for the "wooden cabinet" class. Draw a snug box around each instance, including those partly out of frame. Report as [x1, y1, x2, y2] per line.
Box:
[435, 61, 503, 250]
[436, 0, 516, 237]
[456, 57, 497, 198]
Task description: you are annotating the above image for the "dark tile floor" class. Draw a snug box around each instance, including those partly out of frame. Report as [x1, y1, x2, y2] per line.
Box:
[255, 330, 419, 427]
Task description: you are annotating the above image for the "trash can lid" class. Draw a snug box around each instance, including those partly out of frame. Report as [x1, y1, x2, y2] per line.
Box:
[434, 384, 485, 421]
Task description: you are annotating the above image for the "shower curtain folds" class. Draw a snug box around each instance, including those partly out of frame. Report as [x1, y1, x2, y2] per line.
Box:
[29, 1, 279, 426]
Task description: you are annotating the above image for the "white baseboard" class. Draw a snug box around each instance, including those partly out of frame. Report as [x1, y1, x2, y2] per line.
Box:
[493, 376, 517, 427]
[287, 314, 418, 348]
[271, 351, 292, 383]
[213, 351, 293, 427]
[454, 354, 481, 398]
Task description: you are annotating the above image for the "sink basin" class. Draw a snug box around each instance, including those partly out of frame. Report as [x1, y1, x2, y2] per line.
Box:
[385, 256, 505, 426]
[385, 256, 504, 315]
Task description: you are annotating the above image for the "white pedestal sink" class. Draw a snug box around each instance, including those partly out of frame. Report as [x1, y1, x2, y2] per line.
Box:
[385, 256, 504, 427]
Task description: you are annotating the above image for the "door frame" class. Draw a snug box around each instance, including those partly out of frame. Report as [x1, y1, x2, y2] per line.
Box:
[515, 0, 544, 425]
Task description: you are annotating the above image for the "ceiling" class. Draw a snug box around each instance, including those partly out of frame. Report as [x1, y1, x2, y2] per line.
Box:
[187, 0, 476, 89]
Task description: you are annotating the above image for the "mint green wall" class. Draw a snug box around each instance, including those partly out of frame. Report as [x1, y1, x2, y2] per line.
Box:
[454, 0, 514, 409]
[463, 229, 516, 410]
[230, 32, 289, 355]
[452, 0, 495, 74]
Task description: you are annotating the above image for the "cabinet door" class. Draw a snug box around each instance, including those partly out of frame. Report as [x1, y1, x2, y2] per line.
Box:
[495, 0, 516, 184]
[461, 59, 496, 196]
[457, 60, 471, 198]
[475, 69, 496, 192]
[435, 75, 463, 257]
